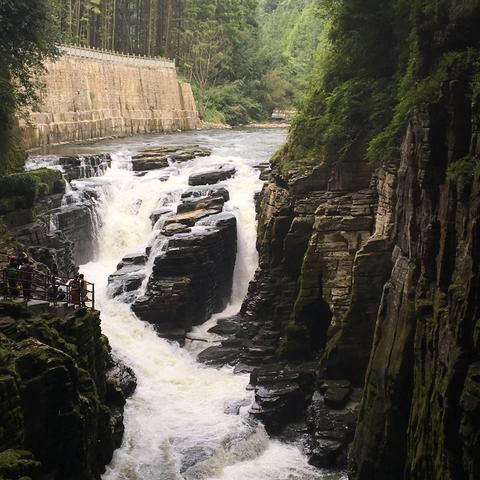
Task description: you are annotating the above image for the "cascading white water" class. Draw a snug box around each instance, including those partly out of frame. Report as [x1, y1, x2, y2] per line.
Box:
[36, 130, 346, 480]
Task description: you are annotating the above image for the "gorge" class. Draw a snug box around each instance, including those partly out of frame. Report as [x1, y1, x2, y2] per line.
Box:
[0, 1, 479, 480]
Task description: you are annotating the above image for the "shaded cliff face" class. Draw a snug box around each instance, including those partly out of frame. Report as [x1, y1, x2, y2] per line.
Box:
[238, 20, 480, 477]
[349, 84, 480, 480]
[0, 302, 132, 480]
[20, 49, 200, 149]
[240, 81, 479, 473]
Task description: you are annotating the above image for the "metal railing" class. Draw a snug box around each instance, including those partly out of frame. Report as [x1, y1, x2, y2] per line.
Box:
[0, 253, 95, 310]
[61, 44, 176, 70]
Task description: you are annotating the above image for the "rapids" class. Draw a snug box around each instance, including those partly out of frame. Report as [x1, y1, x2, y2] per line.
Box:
[29, 129, 346, 480]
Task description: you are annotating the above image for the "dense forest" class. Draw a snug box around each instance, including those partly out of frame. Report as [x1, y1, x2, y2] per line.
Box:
[55, 0, 324, 123]
[3, 0, 479, 173]
[0, 0, 324, 174]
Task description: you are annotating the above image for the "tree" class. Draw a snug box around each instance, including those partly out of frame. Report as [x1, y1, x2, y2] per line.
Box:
[0, 0, 60, 173]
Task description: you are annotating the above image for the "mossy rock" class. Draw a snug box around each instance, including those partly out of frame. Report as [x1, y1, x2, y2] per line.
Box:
[0, 450, 41, 480]
[0, 168, 63, 210]
[0, 303, 26, 320]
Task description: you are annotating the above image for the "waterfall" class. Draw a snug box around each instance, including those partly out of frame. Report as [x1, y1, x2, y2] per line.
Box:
[40, 130, 344, 480]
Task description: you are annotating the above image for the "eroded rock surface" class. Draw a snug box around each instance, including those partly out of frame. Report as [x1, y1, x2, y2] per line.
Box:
[131, 146, 211, 171]
[188, 165, 236, 186]
[0, 302, 135, 479]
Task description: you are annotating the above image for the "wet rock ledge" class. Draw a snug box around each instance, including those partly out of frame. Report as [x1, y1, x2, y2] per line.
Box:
[131, 145, 212, 171]
[0, 301, 136, 480]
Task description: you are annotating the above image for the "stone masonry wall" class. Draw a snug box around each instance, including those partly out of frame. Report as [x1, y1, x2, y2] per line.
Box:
[20, 47, 201, 149]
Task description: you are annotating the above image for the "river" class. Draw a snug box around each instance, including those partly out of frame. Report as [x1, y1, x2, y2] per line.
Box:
[30, 128, 345, 480]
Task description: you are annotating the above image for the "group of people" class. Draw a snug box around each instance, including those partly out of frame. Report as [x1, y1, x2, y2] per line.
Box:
[2, 253, 90, 307]
[49, 272, 89, 307]
[4, 252, 35, 300]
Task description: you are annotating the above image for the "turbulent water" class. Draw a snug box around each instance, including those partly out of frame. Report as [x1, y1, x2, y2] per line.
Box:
[30, 129, 345, 480]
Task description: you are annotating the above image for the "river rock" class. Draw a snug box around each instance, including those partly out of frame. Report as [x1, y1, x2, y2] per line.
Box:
[197, 345, 241, 366]
[305, 387, 360, 468]
[181, 185, 230, 202]
[188, 165, 236, 186]
[161, 222, 192, 236]
[132, 213, 237, 340]
[207, 315, 241, 335]
[108, 252, 147, 297]
[131, 146, 212, 171]
[164, 208, 219, 227]
[150, 207, 174, 226]
[249, 363, 316, 434]
[57, 153, 111, 180]
[177, 194, 225, 214]
[131, 155, 170, 171]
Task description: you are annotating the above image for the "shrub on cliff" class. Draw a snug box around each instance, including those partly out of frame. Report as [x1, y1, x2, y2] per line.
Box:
[0, 169, 63, 211]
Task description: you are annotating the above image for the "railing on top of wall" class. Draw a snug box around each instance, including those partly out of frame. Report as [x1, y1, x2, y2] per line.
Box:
[60, 44, 176, 70]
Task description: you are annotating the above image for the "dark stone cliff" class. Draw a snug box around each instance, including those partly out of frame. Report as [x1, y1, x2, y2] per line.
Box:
[0, 302, 131, 480]
[214, 72, 479, 477]
[349, 82, 480, 480]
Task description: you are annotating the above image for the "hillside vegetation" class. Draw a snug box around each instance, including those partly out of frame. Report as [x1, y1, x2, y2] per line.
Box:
[279, 0, 480, 173]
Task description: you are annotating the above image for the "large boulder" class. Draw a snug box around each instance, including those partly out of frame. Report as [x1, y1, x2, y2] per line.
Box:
[188, 165, 236, 186]
[132, 213, 237, 340]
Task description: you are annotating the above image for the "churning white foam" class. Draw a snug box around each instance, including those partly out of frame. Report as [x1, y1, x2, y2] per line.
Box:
[57, 130, 339, 480]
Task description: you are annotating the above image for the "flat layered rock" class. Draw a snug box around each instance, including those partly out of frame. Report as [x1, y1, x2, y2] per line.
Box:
[305, 388, 360, 468]
[181, 185, 230, 202]
[188, 165, 236, 186]
[132, 215, 237, 340]
[108, 252, 148, 297]
[161, 222, 192, 236]
[177, 195, 225, 214]
[248, 363, 316, 434]
[131, 146, 211, 172]
[197, 346, 241, 366]
[108, 264, 146, 297]
[131, 156, 169, 171]
[165, 208, 221, 227]
[150, 207, 174, 226]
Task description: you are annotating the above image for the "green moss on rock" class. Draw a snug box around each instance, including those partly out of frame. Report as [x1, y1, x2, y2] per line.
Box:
[0, 302, 123, 479]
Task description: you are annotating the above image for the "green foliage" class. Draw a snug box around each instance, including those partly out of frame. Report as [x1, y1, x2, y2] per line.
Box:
[199, 81, 265, 126]
[55, 0, 322, 125]
[278, 0, 480, 174]
[447, 156, 478, 182]
[0, 0, 60, 174]
[256, 0, 325, 110]
[0, 168, 63, 211]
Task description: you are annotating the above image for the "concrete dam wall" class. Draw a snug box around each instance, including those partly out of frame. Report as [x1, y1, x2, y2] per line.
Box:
[21, 46, 201, 149]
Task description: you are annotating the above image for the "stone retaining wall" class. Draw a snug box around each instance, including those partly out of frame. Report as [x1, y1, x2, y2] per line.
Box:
[21, 46, 200, 149]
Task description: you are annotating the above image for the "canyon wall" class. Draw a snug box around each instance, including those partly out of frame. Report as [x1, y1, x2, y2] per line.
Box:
[20, 46, 200, 149]
[223, 63, 479, 480]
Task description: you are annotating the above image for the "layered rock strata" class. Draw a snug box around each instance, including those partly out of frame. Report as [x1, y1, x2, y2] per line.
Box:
[108, 175, 237, 342]
[131, 146, 212, 172]
[197, 78, 480, 477]
[349, 82, 480, 480]
[197, 158, 378, 466]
